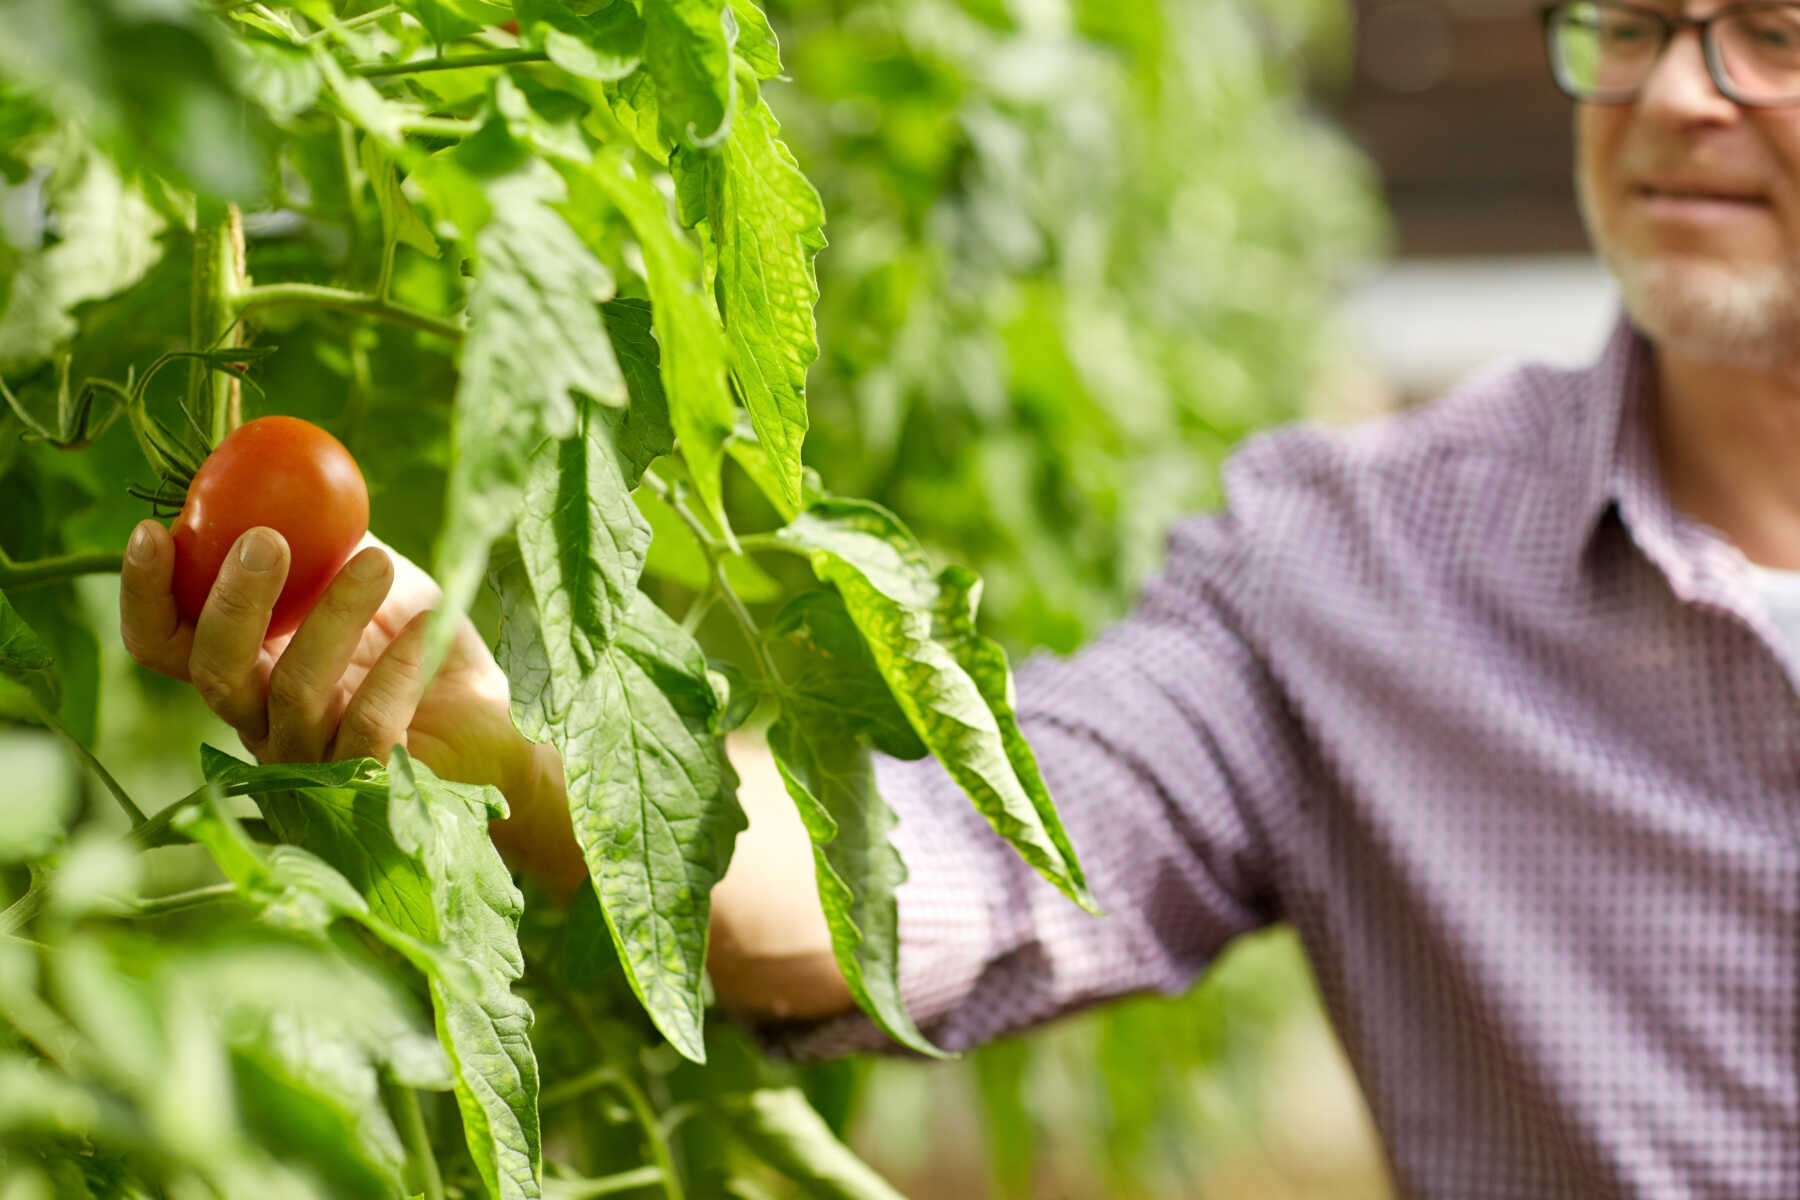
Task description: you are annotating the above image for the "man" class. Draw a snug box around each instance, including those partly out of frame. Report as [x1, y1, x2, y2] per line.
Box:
[118, 3, 1800, 1194]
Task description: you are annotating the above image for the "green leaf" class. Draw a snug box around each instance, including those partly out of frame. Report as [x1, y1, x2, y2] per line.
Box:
[599, 297, 679, 482]
[199, 744, 386, 795]
[0, 146, 166, 374]
[0, 590, 58, 712]
[190, 751, 544, 1199]
[517, 0, 646, 82]
[727, 0, 783, 79]
[773, 591, 924, 761]
[430, 162, 629, 678]
[575, 147, 735, 527]
[695, 72, 825, 518]
[387, 750, 542, 1200]
[775, 501, 1096, 913]
[766, 712, 942, 1057]
[643, 0, 734, 149]
[496, 563, 743, 1063]
[712, 1087, 908, 1200]
[6, 588, 100, 746]
[360, 137, 440, 258]
[765, 591, 933, 1054]
[518, 400, 650, 657]
[0, 728, 74, 862]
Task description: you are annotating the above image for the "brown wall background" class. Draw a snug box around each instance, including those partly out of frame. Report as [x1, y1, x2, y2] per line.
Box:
[1330, 0, 1587, 257]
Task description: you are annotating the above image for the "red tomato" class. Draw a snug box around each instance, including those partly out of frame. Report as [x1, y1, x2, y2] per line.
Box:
[170, 416, 369, 640]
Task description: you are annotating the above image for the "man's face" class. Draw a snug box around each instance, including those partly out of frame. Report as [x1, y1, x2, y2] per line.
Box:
[1576, 2, 1800, 367]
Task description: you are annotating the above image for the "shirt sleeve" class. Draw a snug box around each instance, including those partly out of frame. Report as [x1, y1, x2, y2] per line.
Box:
[757, 504, 1310, 1059]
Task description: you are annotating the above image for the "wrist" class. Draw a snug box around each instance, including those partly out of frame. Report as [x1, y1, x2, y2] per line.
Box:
[491, 735, 587, 900]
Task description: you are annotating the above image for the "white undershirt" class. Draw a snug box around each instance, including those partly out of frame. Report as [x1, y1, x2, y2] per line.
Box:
[1747, 563, 1800, 660]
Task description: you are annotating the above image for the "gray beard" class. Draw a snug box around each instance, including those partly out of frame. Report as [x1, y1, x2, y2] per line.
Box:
[1606, 253, 1800, 372]
[1579, 168, 1800, 371]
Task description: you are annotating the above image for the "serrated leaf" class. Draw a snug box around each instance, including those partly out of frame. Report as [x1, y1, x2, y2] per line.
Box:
[430, 162, 629, 679]
[696, 72, 825, 517]
[643, 0, 734, 148]
[495, 566, 743, 1062]
[599, 297, 679, 482]
[187, 752, 544, 1199]
[518, 0, 645, 81]
[576, 148, 735, 526]
[727, 0, 783, 78]
[570, 595, 744, 1062]
[766, 712, 942, 1058]
[0, 147, 166, 374]
[775, 501, 1095, 913]
[774, 591, 924, 761]
[387, 750, 541, 1200]
[0, 590, 58, 712]
[518, 398, 651, 657]
[360, 137, 440, 257]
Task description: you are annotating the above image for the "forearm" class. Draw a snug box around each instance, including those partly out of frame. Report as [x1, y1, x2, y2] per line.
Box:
[706, 734, 854, 1021]
[491, 729, 854, 1021]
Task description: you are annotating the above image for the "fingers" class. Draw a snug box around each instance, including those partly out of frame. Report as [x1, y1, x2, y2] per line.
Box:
[187, 528, 291, 748]
[262, 545, 394, 764]
[119, 521, 193, 679]
[330, 608, 432, 763]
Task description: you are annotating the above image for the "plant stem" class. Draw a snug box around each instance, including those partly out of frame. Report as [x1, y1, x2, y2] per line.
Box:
[190, 206, 245, 442]
[385, 1079, 447, 1200]
[131, 882, 240, 918]
[399, 115, 482, 139]
[732, 532, 805, 557]
[301, 1, 398, 42]
[0, 547, 124, 590]
[679, 586, 718, 636]
[541, 1067, 683, 1200]
[234, 284, 464, 342]
[349, 49, 550, 78]
[376, 237, 397, 303]
[544, 1167, 667, 1199]
[641, 476, 785, 693]
[26, 697, 148, 828]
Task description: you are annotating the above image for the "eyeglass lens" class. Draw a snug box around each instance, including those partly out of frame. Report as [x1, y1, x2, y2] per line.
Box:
[1550, 2, 1800, 103]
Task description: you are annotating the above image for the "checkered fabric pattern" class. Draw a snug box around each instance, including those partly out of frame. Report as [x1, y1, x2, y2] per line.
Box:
[764, 314, 1800, 1198]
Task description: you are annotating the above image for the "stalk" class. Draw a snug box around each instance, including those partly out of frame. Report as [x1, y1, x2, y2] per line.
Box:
[189, 206, 247, 443]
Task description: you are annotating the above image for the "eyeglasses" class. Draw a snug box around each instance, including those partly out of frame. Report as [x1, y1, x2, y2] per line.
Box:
[1540, 1, 1800, 106]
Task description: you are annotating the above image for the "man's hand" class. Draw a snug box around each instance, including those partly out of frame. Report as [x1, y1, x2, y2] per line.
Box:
[118, 519, 586, 896]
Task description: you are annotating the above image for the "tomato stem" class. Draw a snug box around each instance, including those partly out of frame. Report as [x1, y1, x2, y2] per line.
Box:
[190, 207, 245, 443]
[642, 474, 787, 696]
[383, 1078, 447, 1200]
[234, 283, 465, 342]
[130, 882, 240, 918]
[0, 547, 125, 591]
[23, 694, 149, 828]
[347, 49, 550, 78]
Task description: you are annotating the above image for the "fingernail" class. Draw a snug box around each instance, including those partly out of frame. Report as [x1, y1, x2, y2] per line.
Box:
[346, 549, 387, 581]
[126, 523, 155, 565]
[239, 529, 278, 573]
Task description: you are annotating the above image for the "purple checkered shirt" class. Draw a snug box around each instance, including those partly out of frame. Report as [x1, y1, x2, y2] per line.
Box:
[772, 315, 1800, 1197]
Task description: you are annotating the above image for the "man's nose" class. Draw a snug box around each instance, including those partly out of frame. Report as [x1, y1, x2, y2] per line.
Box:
[1635, 26, 1738, 120]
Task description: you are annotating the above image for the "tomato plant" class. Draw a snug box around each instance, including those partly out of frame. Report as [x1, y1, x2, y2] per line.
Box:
[170, 415, 370, 638]
[0, 0, 1377, 1195]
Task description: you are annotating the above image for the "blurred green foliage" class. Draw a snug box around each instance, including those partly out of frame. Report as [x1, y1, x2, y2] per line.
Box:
[772, 0, 1383, 654]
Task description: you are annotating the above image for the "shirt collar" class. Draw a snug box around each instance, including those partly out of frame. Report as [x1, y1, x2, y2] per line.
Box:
[1579, 310, 1757, 609]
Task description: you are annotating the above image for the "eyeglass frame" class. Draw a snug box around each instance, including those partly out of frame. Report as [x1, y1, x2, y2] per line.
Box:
[1538, 0, 1800, 107]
